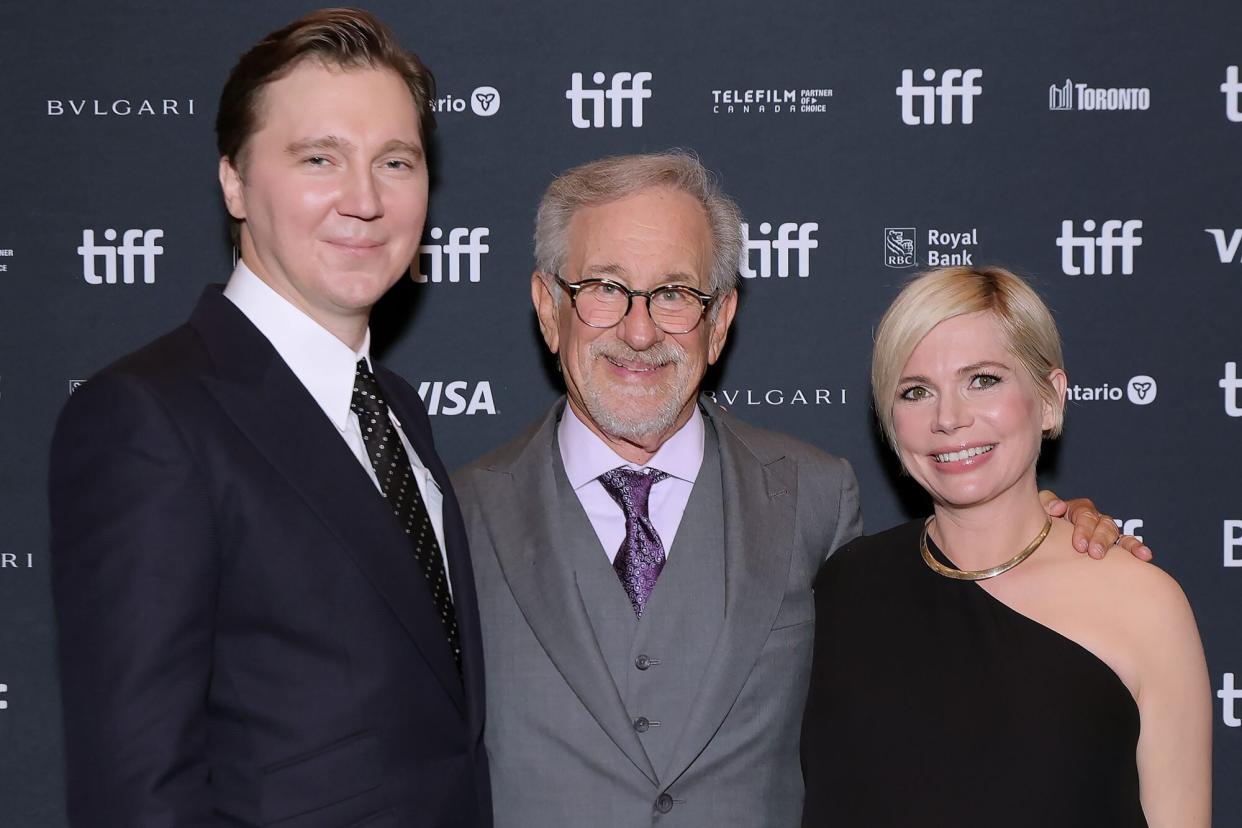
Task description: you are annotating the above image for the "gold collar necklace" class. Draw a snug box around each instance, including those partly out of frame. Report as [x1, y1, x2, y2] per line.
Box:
[919, 516, 1052, 581]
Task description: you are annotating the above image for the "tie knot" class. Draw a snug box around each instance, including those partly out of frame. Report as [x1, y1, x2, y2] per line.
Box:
[352, 359, 387, 417]
[598, 467, 669, 517]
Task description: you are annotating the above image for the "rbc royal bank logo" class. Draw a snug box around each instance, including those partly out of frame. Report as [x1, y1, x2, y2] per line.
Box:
[896, 68, 983, 125]
[566, 71, 652, 128]
[1056, 220, 1142, 275]
[740, 222, 819, 279]
[884, 228, 916, 268]
[78, 228, 164, 284]
[413, 227, 489, 283]
[417, 381, 496, 415]
[1222, 66, 1242, 122]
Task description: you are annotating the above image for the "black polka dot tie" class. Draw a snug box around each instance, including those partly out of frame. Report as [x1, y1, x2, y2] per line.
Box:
[351, 360, 461, 674]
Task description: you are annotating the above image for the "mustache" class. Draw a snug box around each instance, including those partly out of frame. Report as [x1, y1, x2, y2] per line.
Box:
[588, 339, 687, 366]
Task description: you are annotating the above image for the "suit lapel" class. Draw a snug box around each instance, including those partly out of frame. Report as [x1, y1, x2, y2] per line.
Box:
[476, 402, 658, 785]
[661, 400, 797, 784]
[190, 290, 466, 714]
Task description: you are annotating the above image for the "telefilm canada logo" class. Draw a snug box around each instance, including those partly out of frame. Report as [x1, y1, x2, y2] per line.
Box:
[710, 85, 833, 115]
[1056, 220, 1142, 276]
[78, 228, 165, 284]
[566, 71, 651, 128]
[412, 226, 490, 284]
[1066, 375, 1157, 406]
[432, 86, 501, 117]
[47, 98, 196, 116]
[896, 68, 983, 125]
[1048, 79, 1150, 111]
[739, 222, 819, 279]
[416, 381, 496, 415]
[883, 227, 980, 268]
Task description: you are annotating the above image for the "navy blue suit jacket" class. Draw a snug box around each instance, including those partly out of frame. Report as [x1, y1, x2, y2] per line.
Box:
[50, 287, 490, 828]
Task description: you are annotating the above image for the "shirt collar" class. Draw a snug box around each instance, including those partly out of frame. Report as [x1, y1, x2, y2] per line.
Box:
[223, 260, 370, 432]
[558, 400, 705, 490]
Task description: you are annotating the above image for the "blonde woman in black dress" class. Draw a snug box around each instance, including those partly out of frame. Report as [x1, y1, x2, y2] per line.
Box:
[801, 266, 1211, 827]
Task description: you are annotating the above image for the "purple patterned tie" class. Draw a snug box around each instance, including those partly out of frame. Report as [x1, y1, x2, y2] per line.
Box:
[598, 466, 670, 619]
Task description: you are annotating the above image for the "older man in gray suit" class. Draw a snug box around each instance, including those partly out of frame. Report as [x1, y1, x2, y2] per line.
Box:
[453, 152, 1128, 827]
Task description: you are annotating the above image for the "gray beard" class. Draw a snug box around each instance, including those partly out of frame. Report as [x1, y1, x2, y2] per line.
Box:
[580, 339, 693, 444]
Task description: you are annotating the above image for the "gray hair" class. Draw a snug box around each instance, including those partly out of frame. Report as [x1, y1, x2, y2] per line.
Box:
[534, 150, 744, 300]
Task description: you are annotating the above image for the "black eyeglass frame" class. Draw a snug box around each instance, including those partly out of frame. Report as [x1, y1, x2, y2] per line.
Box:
[552, 275, 717, 334]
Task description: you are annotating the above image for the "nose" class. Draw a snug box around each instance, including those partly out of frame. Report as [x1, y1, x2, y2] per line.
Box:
[933, 391, 972, 434]
[614, 297, 662, 351]
[338, 165, 383, 220]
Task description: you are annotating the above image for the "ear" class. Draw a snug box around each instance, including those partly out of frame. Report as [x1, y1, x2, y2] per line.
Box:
[1042, 368, 1068, 431]
[706, 289, 739, 365]
[531, 271, 561, 354]
[219, 156, 246, 220]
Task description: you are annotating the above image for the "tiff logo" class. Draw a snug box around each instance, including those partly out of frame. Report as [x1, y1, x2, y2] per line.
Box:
[1056, 220, 1142, 275]
[1111, 518, 1145, 541]
[740, 222, 819, 279]
[1222, 362, 1242, 417]
[896, 68, 983, 125]
[566, 71, 652, 128]
[1222, 65, 1242, 122]
[79, 228, 164, 284]
[1221, 673, 1241, 726]
[1205, 228, 1242, 263]
[1225, 520, 1242, 567]
[413, 227, 489, 283]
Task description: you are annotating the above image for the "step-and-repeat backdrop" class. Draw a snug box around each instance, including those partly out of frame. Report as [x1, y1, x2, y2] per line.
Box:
[2, 1, 1239, 822]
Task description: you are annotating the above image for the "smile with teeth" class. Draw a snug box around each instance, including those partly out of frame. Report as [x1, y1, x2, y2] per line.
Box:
[605, 355, 664, 372]
[933, 445, 995, 463]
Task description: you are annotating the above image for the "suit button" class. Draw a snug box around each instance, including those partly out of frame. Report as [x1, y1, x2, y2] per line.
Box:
[633, 716, 650, 733]
[655, 793, 674, 813]
[635, 654, 651, 670]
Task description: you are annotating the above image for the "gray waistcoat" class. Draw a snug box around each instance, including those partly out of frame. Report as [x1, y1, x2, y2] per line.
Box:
[560, 424, 726, 779]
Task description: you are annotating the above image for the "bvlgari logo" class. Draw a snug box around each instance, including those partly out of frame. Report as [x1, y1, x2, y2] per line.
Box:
[704, 387, 848, 407]
[47, 98, 196, 116]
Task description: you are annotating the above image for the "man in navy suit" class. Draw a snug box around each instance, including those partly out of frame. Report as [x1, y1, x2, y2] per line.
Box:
[49, 10, 490, 827]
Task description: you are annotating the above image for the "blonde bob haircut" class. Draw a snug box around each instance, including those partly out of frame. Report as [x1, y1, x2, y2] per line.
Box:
[871, 265, 1066, 453]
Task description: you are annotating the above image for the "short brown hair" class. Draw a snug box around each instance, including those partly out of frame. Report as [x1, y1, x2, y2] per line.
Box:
[871, 266, 1066, 452]
[216, 7, 436, 166]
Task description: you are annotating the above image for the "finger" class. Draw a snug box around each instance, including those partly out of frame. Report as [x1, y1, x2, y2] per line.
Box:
[1038, 489, 1068, 517]
[1117, 535, 1154, 562]
[1087, 520, 1120, 559]
[1070, 511, 1099, 554]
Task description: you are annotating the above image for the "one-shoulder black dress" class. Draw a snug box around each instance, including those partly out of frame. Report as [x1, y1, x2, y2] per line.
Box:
[800, 521, 1147, 827]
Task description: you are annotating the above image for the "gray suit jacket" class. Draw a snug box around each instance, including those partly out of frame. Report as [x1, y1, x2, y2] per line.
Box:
[453, 396, 862, 827]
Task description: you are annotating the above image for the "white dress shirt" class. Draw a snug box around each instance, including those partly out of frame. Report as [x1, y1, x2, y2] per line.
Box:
[557, 402, 705, 562]
[223, 262, 450, 591]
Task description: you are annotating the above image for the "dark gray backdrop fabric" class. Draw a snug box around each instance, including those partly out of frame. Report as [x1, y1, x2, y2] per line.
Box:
[2, 1, 1239, 823]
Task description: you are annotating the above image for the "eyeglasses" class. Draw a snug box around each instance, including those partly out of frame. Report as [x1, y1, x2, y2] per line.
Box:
[553, 276, 716, 335]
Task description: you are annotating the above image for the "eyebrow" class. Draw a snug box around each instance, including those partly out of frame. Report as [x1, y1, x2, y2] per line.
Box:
[579, 262, 702, 286]
[285, 136, 424, 161]
[897, 360, 1012, 385]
